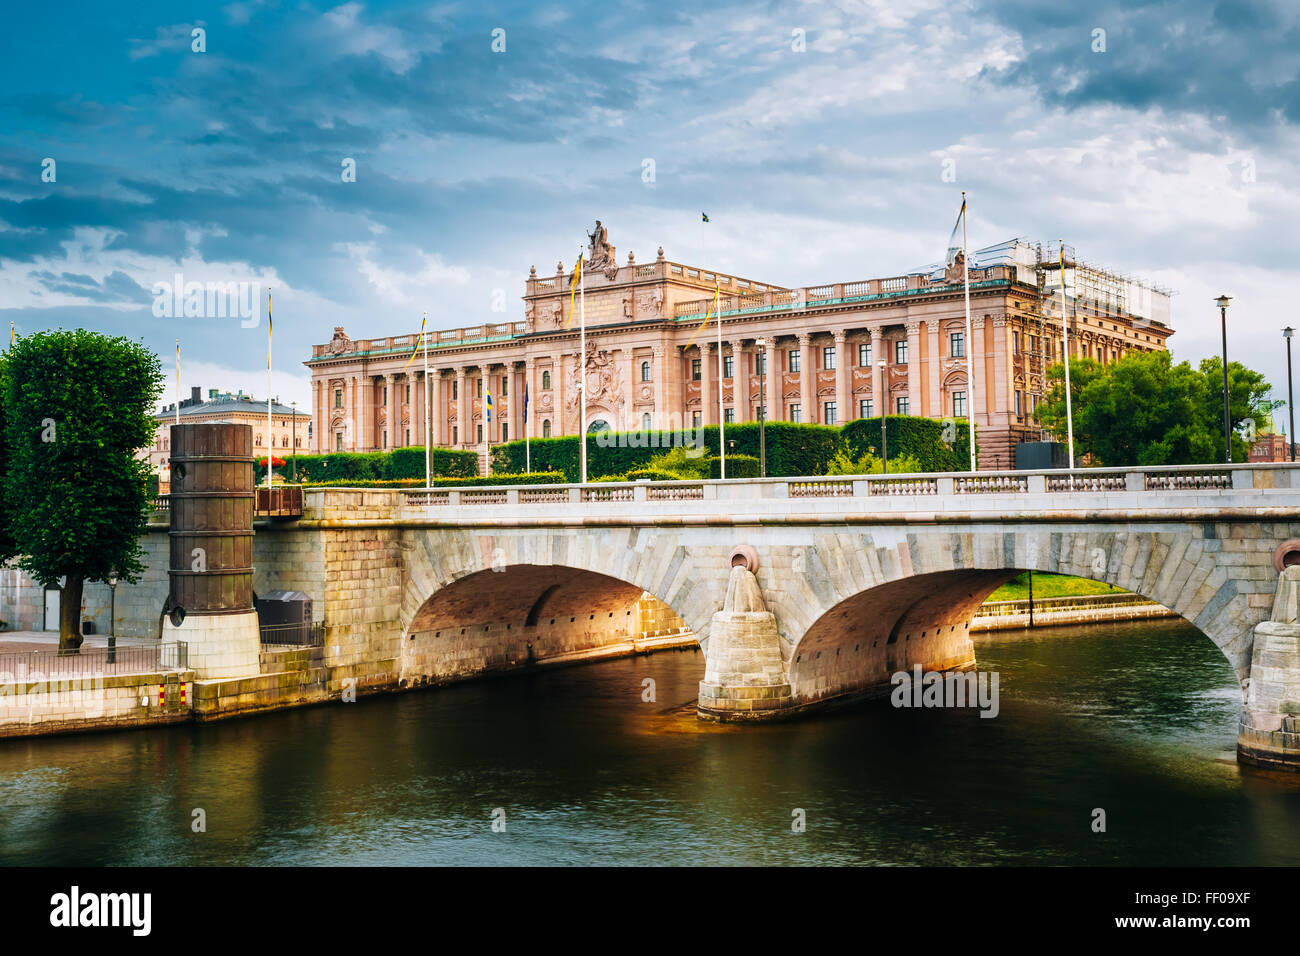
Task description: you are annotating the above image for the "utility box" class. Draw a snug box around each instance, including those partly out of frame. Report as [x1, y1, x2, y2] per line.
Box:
[255, 590, 313, 644]
[1015, 441, 1070, 470]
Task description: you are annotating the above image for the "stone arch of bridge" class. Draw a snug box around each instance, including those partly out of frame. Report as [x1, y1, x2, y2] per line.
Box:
[781, 526, 1249, 708]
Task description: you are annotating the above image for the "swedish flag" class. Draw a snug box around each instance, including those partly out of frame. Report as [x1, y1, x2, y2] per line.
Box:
[701, 212, 709, 223]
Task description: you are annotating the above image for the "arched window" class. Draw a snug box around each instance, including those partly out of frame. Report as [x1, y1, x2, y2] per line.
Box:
[542, 419, 552, 438]
[641, 361, 651, 382]
[587, 419, 611, 434]
[542, 370, 552, 390]
[642, 413, 652, 430]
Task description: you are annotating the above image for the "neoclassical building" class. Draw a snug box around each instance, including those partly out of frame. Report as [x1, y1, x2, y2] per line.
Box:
[305, 226, 1172, 470]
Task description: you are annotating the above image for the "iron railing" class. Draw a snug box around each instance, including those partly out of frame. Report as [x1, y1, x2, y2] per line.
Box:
[0, 641, 188, 680]
[259, 620, 325, 646]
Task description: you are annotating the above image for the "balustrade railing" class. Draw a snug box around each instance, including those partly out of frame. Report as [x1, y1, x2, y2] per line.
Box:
[381, 463, 1292, 512]
[0, 641, 189, 680]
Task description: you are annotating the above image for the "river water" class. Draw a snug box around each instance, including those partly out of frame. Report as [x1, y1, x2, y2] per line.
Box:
[2, 618, 1299, 866]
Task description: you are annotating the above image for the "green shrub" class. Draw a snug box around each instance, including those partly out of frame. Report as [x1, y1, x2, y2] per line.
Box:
[303, 471, 564, 489]
[839, 416, 976, 472]
[707, 454, 760, 479]
[825, 448, 926, 475]
[386, 446, 479, 480]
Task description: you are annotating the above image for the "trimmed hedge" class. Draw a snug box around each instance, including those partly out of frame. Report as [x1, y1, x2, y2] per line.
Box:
[261, 447, 480, 484]
[709, 454, 760, 479]
[489, 422, 841, 481]
[840, 417, 976, 472]
[303, 471, 565, 489]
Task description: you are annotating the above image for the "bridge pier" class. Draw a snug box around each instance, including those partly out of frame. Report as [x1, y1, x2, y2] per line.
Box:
[697, 557, 793, 721]
[1238, 566, 1300, 771]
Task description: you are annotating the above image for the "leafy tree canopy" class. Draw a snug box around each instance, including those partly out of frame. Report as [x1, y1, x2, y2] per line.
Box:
[1034, 350, 1280, 466]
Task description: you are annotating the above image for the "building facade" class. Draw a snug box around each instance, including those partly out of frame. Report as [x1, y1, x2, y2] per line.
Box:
[306, 226, 1173, 470]
[147, 387, 312, 489]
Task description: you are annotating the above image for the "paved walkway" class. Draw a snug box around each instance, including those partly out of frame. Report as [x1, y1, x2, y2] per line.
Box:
[0, 630, 158, 655]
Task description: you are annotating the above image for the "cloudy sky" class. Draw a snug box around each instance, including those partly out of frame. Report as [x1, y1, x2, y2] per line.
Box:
[3, 0, 1299, 421]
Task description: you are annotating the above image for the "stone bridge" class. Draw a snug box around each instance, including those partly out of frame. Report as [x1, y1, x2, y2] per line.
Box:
[111, 463, 1300, 765]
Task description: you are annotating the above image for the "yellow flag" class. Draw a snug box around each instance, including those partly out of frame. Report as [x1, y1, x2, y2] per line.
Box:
[402, 314, 427, 369]
[564, 255, 583, 329]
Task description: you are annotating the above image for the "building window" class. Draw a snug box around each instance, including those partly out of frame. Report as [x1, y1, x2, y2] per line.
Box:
[405, 428, 410, 445]
[789, 350, 801, 373]
[452, 381, 459, 400]
[724, 408, 734, 424]
[1013, 331, 1021, 353]
[452, 426, 459, 444]
[823, 401, 837, 426]
[858, 342, 871, 366]
[501, 423, 508, 442]
[542, 420, 551, 438]
[953, 390, 967, 417]
[860, 399, 873, 418]
[691, 358, 702, 381]
[692, 410, 702, 428]
[296, 436, 302, 447]
[255, 433, 262, 446]
[896, 397, 909, 415]
[790, 403, 802, 423]
[1015, 390, 1023, 417]
[950, 332, 965, 358]
[335, 433, 344, 451]
[500, 376, 508, 398]
[476, 379, 482, 398]
[757, 404, 767, 422]
[895, 340, 908, 364]
[641, 361, 651, 382]
[405, 385, 411, 402]
[642, 413, 652, 430]
[756, 352, 766, 375]
[1111, 350, 1118, 363]
[382, 386, 388, 404]
[477, 424, 483, 443]
[723, 355, 734, 379]
[334, 390, 343, 408]
[822, 347, 835, 371]
[382, 432, 387, 448]
[542, 371, 551, 390]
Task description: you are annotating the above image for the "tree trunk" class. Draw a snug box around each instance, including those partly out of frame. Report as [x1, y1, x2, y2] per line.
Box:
[59, 576, 84, 653]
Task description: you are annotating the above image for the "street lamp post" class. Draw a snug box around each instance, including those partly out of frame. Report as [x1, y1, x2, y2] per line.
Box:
[106, 573, 118, 664]
[291, 401, 297, 481]
[1285, 327, 1296, 463]
[756, 336, 767, 478]
[877, 360, 888, 475]
[1217, 295, 1232, 463]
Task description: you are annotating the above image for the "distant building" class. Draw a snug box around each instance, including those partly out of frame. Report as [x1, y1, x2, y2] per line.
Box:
[1251, 432, 1295, 463]
[305, 227, 1173, 470]
[146, 387, 312, 488]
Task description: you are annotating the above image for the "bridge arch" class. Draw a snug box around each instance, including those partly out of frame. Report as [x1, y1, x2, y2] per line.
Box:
[394, 527, 729, 687]
[774, 525, 1257, 708]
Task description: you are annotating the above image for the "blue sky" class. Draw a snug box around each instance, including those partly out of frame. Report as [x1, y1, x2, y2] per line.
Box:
[3, 0, 1299, 422]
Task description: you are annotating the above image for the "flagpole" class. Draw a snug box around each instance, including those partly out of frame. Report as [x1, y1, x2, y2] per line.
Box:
[1059, 241, 1076, 471]
[578, 245, 587, 485]
[525, 380, 531, 473]
[716, 282, 725, 479]
[175, 340, 181, 427]
[423, 311, 430, 490]
[962, 191, 975, 472]
[267, 289, 273, 490]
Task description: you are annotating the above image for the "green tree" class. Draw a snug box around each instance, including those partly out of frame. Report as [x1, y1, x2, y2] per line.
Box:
[1034, 350, 1279, 466]
[2, 330, 163, 650]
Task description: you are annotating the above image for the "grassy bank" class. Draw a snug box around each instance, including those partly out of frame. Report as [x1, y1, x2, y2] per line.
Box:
[986, 572, 1127, 602]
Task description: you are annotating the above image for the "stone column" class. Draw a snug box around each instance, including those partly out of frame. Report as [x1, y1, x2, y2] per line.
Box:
[763, 339, 779, 423]
[972, 316, 988, 418]
[833, 329, 849, 424]
[553, 353, 566, 436]
[871, 327, 884, 416]
[731, 339, 749, 423]
[314, 379, 324, 452]
[347, 376, 358, 450]
[428, 370, 441, 447]
[455, 367, 467, 446]
[652, 345, 667, 431]
[797, 333, 812, 423]
[380, 373, 393, 449]
[906, 321, 922, 417]
[699, 344, 714, 427]
[927, 321, 942, 417]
